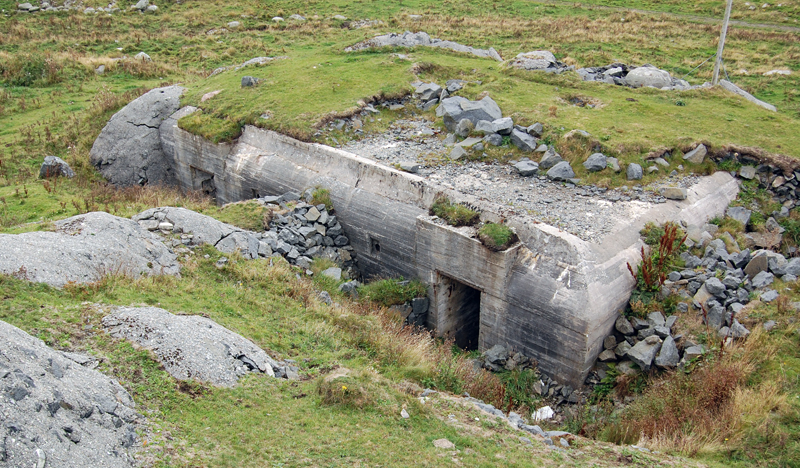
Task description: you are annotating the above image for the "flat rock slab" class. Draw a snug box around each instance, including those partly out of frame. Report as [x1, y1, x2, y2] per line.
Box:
[102, 306, 278, 387]
[133, 206, 261, 258]
[0, 212, 180, 287]
[344, 31, 502, 61]
[0, 320, 139, 468]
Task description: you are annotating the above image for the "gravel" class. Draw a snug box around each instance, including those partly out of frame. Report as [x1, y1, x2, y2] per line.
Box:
[341, 118, 700, 243]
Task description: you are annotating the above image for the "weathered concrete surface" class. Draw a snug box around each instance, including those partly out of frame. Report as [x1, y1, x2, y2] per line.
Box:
[150, 107, 738, 386]
[90, 86, 184, 186]
[0, 212, 180, 287]
[102, 307, 278, 386]
[0, 319, 139, 468]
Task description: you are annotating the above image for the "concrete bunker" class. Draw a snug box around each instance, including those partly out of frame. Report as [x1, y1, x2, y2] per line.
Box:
[94, 96, 739, 387]
[436, 273, 482, 350]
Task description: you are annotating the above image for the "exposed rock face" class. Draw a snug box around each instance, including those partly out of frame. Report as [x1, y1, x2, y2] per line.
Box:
[437, 96, 503, 132]
[39, 155, 75, 179]
[0, 212, 180, 287]
[133, 206, 261, 259]
[344, 31, 502, 61]
[509, 51, 572, 73]
[90, 86, 184, 187]
[102, 306, 280, 387]
[0, 320, 139, 468]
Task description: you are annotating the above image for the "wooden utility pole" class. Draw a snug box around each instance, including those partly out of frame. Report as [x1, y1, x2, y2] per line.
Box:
[712, 0, 734, 85]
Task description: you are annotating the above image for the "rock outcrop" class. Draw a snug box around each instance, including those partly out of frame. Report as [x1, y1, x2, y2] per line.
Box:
[102, 306, 282, 387]
[0, 212, 180, 287]
[344, 31, 502, 61]
[0, 319, 139, 468]
[90, 86, 184, 187]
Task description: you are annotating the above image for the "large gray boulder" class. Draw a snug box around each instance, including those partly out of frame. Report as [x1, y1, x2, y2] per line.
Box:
[627, 163, 643, 180]
[437, 96, 503, 132]
[510, 128, 538, 151]
[538, 147, 564, 170]
[624, 65, 672, 89]
[90, 86, 184, 187]
[102, 307, 279, 387]
[583, 153, 607, 172]
[0, 319, 139, 468]
[133, 207, 261, 259]
[627, 336, 661, 372]
[0, 212, 180, 287]
[546, 161, 575, 181]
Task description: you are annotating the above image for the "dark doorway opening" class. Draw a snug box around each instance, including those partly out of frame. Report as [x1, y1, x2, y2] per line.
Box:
[191, 167, 216, 199]
[438, 274, 481, 350]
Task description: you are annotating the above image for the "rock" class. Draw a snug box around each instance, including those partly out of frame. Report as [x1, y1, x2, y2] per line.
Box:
[606, 157, 621, 172]
[760, 290, 779, 302]
[751, 271, 774, 288]
[727, 206, 752, 225]
[0, 320, 139, 468]
[433, 438, 456, 449]
[103, 306, 279, 386]
[130, 0, 148, 10]
[134, 207, 261, 259]
[146, 5, 157, 11]
[401, 408, 410, 419]
[615, 341, 631, 358]
[492, 117, 514, 135]
[227, 21, 240, 28]
[598, 349, 616, 361]
[414, 82, 442, 102]
[399, 161, 421, 173]
[615, 315, 635, 335]
[345, 31, 502, 61]
[627, 336, 661, 372]
[624, 65, 673, 89]
[583, 153, 607, 172]
[133, 51, 151, 62]
[509, 51, 570, 73]
[647, 311, 666, 327]
[90, 86, 183, 187]
[627, 163, 643, 180]
[510, 128, 538, 151]
[0, 212, 179, 287]
[538, 147, 564, 170]
[744, 254, 769, 279]
[438, 96, 503, 133]
[321, 267, 342, 281]
[289, 14, 306, 21]
[704, 277, 726, 297]
[706, 305, 726, 330]
[475, 120, 494, 135]
[719, 80, 777, 112]
[482, 133, 503, 146]
[739, 166, 757, 180]
[484, 344, 508, 364]
[603, 335, 617, 349]
[455, 118, 474, 138]
[95, 64, 106, 75]
[729, 319, 751, 338]
[18, 2, 33, 10]
[527, 122, 543, 137]
[683, 144, 707, 164]
[546, 161, 575, 181]
[241, 76, 259, 87]
[449, 145, 467, 160]
[684, 345, 705, 361]
[39, 155, 75, 179]
[661, 187, 687, 200]
[763, 320, 777, 331]
[513, 161, 539, 176]
[655, 336, 679, 368]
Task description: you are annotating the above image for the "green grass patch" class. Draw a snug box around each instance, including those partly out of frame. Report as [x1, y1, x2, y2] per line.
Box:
[310, 186, 334, 212]
[357, 278, 428, 307]
[478, 222, 518, 251]
[430, 196, 480, 227]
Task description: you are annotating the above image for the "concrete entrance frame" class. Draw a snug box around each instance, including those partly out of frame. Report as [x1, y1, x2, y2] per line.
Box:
[158, 107, 739, 387]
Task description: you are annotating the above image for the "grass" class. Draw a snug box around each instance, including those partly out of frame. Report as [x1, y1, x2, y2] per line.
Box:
[357, 277, 428, 307]
[478, 222, 518, 251]
[430, 196, 480, 226]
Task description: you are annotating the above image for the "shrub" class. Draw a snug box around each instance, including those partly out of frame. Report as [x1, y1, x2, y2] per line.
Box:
[627, 222, 686, 318]
[357, 278, 427, 307]
[478, 222, 518, 251]
[429, 196, 479, 226]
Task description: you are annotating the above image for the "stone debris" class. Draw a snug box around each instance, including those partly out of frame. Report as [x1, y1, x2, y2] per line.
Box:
[478, 344, 536, 372]
[102, 306, 296, 386]
[0, 319, 139, 468]
[509, 51, 572, 74]
[577, 63, 695, 90]
[345, 31, 502, 61]
[0, 212, 180, 287]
